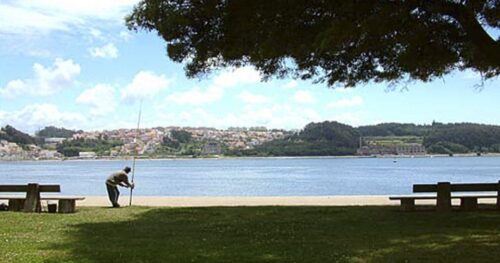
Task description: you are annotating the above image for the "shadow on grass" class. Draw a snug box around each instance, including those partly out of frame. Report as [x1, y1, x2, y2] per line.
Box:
[44, 206, 500, 263]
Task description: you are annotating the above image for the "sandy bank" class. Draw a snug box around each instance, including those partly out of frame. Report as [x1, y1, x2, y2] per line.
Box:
[77, 195, 484, 207]
[1, 195, 496, 207]
[79, 195, 394, 207]
[2, 195, 495, 207]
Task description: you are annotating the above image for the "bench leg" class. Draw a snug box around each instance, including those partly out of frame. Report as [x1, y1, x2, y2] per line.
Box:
[8, 199, 24, 211]
[58, 200, 76, 213]
[23, 183, 41, 213]
[437, 182, 452, 212]
[47, 203, 57, 213]
[401, 198, 415, 212]
[497, 180, 499, 211]
[460, 197, 478, 211]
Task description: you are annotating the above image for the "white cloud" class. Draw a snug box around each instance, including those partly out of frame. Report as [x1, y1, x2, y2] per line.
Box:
[0, 0, 139, 35]
[213, 67, 261, 87]
[155, 104, 322, 130]
[119, 30, 133, 41]
[121, 71, 172, 102]
[21, 0, 139, 19]
[326, 96, 364, 109]
[235, 104, 321, 129]
[166, 85, 224, 105]
[0, 58, 80, 98]
[89, 43, 119, 58]
[26, 49, 52, 58]
[166, 67, 261, 105]
[238, 91, 269, 104]
[461, 70, 481, 80]
[0, 80, 27, 99]
[327, 112, 364, 127]
[89, 28, 103, 39]
[283, 80, 298, 89]
[76, 84, 117, 116]
[157, 108, 216, 128]
[0, 104, 86, 134]
[293, 90, 315, 104]
[0, 3, 72, 35]
[334, 87, 353, 93]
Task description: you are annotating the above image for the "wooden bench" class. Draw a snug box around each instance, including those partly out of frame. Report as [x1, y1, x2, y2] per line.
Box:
[0, 183, 85, 213]
[390, 181, 500, 212]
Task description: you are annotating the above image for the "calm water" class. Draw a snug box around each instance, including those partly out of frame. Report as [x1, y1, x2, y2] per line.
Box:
[0, 157, 499, 196]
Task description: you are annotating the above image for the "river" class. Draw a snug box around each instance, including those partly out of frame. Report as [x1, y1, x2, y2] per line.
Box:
[0, 156, 499, 196]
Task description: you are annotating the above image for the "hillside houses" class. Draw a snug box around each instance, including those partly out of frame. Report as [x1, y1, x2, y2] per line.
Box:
[69, 126, 288, 156]
[0, 140, 61, 160]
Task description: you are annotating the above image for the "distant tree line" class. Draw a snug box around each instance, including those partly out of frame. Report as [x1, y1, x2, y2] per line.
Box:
[0, 125, 40, 146]
[56, 138, 123, 157]
[357, 123, 431, 137]
[422, 123, 500, 154]
[232, 121, 500, 156]
[0, 125, 81, 146]
[3, 121, 500, 157]
[358, 122, 500, 154]
[230, 121, 360, 156]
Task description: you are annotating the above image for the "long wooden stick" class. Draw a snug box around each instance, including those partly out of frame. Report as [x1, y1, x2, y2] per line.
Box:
[129, 100, 143, 206]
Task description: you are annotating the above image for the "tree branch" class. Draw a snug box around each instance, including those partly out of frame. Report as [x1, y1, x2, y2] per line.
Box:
[433, 1, 500, 68]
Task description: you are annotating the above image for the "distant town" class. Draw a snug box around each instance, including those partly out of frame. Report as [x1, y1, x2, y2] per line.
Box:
[1, 121, 500, 160]
[0, 126, 289, 160]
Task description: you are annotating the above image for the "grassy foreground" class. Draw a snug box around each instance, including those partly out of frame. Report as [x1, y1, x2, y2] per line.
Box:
[1, 206, 499, 263]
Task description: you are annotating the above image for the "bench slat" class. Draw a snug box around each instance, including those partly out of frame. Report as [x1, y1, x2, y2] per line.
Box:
[389, 195, 497, 200]
[413, 184, 437, 192]
[39, 185, 61, 192]
[414, 183, 499, 193]
[0, 184, 60, 192]
[451, 183, 498, 192]
[0, 196, 85, 201]
[0, 185, 28, 192]
[46, 197, 85, 201]
[389, 196, 437, 200]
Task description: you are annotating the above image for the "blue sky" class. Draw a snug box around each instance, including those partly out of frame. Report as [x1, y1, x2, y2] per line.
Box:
[0, 0, 499, 134]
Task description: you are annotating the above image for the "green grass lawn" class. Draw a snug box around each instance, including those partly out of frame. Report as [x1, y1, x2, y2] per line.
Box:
[1, 206, 499, 263]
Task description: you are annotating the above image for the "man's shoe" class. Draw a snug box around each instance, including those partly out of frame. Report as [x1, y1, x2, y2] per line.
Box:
[112, 203, 120, 208]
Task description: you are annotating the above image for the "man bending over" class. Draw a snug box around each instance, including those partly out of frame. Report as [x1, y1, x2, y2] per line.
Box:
[106, 166, 134, 207]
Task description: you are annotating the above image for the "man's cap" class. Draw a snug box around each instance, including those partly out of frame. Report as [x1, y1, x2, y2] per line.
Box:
[124, 166, 132, 173]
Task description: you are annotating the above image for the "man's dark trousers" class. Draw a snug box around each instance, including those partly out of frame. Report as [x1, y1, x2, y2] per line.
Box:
[106, 183, 120, 206]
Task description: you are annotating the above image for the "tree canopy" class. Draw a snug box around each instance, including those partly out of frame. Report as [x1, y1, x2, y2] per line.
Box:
[56, 138, 123, 157]
[0, 125, 38, 145]
[36, 126, 81, 138]
[300, 121, 360, 148]
[358, 123, 431, 137]
[127, 0, 499, 87]
[229, 121, 360, 156]
[170, 130, 193, 143]
[423, 122, 500, 151]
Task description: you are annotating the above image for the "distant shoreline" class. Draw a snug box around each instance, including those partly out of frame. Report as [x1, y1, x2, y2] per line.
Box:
[2, 152, 500, 162]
